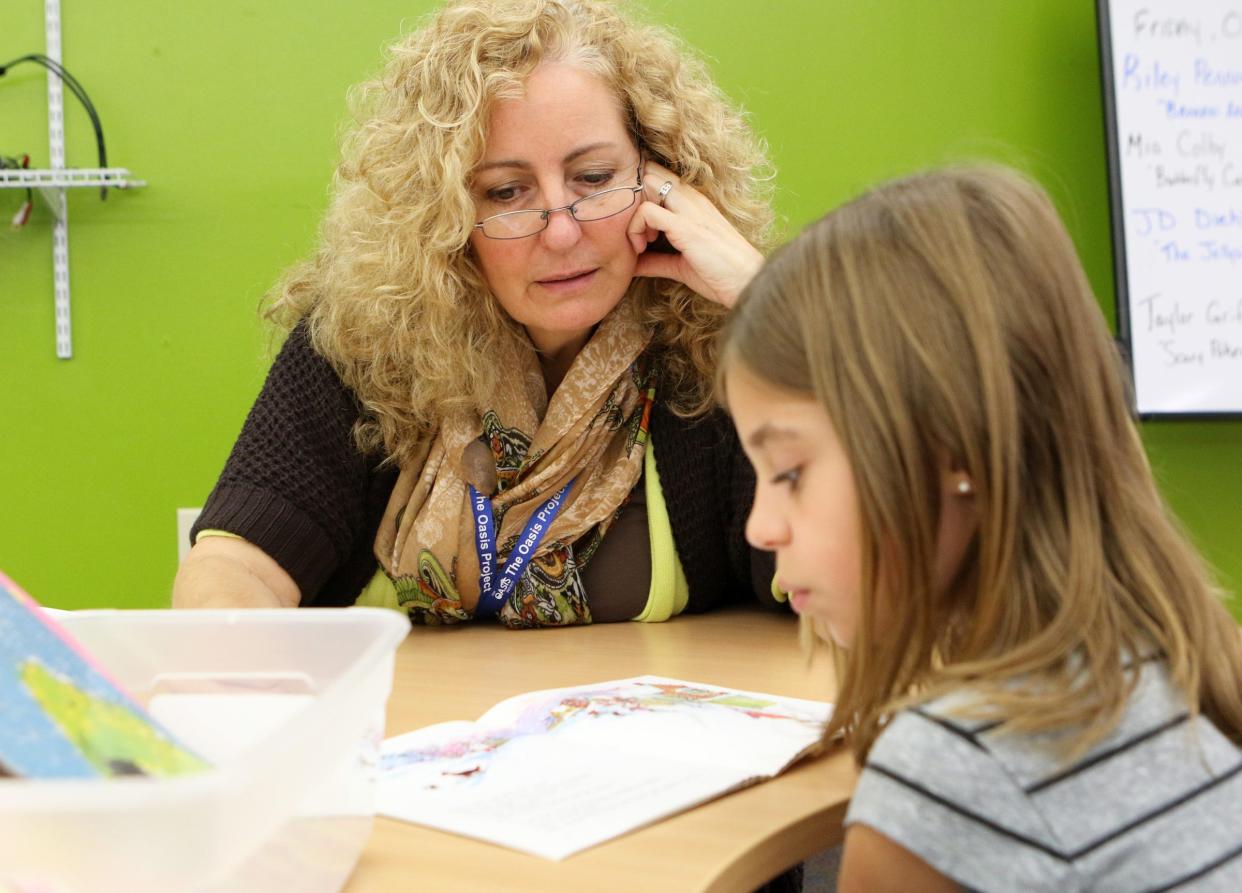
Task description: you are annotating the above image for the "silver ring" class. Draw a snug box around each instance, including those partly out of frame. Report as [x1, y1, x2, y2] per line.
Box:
[656, 181, 674, 207]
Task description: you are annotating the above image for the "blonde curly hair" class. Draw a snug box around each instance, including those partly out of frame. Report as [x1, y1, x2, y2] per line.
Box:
[268, 0, 774, 463]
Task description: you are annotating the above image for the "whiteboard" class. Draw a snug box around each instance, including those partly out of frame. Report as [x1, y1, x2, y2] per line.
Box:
[1099, 0, 1242, 417]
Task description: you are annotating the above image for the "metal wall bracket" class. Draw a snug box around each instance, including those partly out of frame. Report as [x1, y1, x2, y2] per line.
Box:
[2, 0, 147, 359]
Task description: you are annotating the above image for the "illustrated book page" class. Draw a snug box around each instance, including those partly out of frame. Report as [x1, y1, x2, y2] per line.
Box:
[377, 675, 832, 859]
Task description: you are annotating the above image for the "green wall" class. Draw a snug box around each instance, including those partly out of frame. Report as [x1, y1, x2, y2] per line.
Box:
[2, 1, 1238, 615]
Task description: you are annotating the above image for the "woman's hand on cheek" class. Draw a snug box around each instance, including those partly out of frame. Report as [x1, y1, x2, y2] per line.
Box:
[626, 161, 764, 309]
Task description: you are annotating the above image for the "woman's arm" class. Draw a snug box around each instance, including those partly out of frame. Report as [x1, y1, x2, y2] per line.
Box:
[172, 536, 300, 608]
[172, 321, 377, 608]
[628, 159, 779, 606]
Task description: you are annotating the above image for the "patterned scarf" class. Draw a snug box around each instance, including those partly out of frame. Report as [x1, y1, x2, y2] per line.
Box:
[374, 297, 656, 628]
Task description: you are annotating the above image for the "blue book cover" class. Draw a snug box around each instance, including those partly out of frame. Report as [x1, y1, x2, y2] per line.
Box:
[0, 570, 209, 779]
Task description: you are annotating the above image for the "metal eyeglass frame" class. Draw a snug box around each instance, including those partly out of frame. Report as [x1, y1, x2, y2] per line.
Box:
[473, 162, 644, 240]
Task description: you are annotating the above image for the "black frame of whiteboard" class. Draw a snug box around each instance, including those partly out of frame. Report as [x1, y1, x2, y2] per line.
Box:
[1095, 0, 1242, 420]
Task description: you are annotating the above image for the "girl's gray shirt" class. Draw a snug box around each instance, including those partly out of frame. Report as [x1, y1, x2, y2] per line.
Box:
[846, 660, 1242, 892]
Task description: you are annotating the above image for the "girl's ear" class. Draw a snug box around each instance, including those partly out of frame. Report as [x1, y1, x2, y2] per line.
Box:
[933, 463, 979, 599]
[938, 452, 975, 499]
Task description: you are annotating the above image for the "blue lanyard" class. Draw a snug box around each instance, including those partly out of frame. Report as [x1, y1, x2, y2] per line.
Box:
[469, 479, 575, 619]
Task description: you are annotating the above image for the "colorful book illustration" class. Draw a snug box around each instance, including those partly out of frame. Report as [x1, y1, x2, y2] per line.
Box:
[378, 675, 832, 860]
[0, 570, 210, 779]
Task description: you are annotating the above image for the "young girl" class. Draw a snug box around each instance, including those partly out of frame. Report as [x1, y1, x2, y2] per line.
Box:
[720, 166, 1242, 892]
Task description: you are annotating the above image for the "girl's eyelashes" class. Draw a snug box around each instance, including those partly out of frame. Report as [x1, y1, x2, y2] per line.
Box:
[770, 466, 803, 491]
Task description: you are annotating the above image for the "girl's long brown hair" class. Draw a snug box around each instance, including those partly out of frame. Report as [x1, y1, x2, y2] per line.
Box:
[722, 165, 1242, 762]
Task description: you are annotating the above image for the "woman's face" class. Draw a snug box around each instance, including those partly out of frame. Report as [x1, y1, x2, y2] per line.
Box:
[469, 63, 642, 352]
[727, 364, 864, 647]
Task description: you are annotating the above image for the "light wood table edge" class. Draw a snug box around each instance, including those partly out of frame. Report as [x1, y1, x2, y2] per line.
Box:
[704, 763, 852, 892]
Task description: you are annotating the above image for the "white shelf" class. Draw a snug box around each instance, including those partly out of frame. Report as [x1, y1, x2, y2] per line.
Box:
[0, 167, 146, 189]
[9, 0, 149, 359]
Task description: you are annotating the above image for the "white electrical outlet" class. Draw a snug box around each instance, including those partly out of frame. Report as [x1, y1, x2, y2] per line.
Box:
[176, 508, 202, 563]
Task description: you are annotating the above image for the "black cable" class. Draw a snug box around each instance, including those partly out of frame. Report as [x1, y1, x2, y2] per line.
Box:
[3, 53, 108, 199]
[0, 54, 109, 200]
[1, 54, 105, 167]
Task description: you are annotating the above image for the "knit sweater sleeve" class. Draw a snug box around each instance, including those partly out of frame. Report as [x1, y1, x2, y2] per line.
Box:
[191, 321, 389, 603]
[650, 402, 780, 613]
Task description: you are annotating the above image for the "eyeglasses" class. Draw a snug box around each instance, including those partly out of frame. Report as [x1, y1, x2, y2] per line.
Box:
[474, 163, 643, 240]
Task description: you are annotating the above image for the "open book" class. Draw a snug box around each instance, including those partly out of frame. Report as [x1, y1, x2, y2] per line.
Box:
[377, 675, 832, 860]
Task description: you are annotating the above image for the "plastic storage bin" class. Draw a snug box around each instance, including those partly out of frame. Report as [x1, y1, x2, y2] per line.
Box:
[0, 607, 409, 893]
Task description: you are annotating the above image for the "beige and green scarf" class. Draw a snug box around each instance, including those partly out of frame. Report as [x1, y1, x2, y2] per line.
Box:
[374, 297, 656, 628]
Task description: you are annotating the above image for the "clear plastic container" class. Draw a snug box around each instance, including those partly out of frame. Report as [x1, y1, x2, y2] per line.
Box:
[0, 607, 409, 893]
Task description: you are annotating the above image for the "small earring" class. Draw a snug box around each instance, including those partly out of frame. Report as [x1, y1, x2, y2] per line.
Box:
[956, 478, 973, 495]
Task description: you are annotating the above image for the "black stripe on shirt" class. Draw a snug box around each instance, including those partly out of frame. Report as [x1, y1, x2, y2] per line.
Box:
[973, 718, 1005, 736]
[910, 707, 988, 751]
[866, 762, 1067, 860]
[866, 758, 1242, 864]
[1139, 840, 1242, 892]
[1067, 759, 1242, 860]
[1025, 712, 1190, 795]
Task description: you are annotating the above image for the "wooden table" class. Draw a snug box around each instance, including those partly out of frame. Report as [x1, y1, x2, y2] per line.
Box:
[343, 608, 856, 892]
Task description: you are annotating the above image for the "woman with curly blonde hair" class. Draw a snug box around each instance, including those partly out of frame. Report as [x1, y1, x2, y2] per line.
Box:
[173, 0, 786, 631]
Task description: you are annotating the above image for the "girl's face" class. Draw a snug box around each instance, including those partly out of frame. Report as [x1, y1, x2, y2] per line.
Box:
[728, 365, 864, 647]
[468, 63, 642, 351]
[728, 364, 978, 648]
